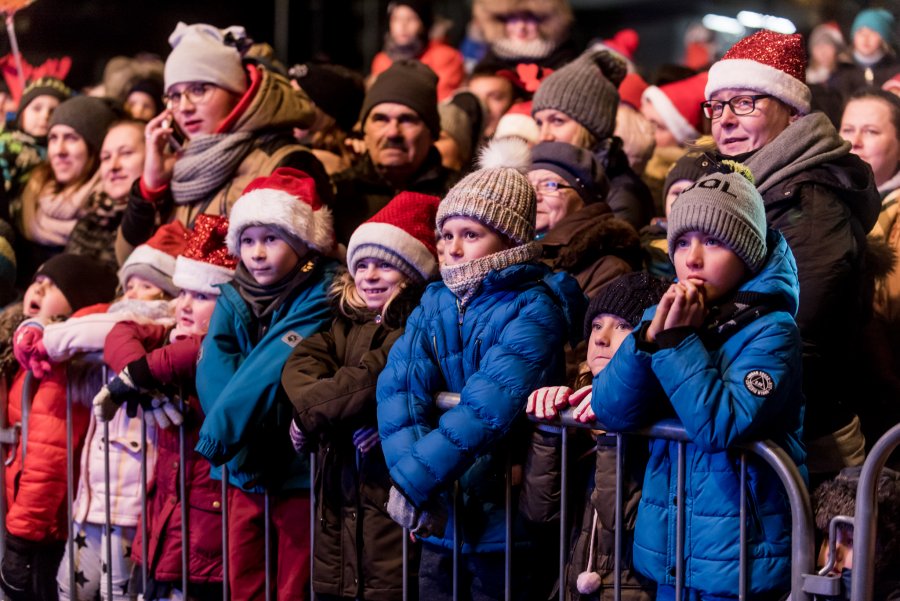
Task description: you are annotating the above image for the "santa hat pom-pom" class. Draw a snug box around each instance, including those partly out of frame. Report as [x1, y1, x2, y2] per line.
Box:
[477, 136, 531, 173]
[576, 571, 602, 594]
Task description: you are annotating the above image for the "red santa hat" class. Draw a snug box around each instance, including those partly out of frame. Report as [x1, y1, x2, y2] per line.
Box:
[346, 192, 440, 282]
[705, 30, 810, 115]
[618, 72, 649, 110]
[641, 71, 709, 144]
[592, 29, 640, 71]
[226, 167, 335, 255]
[173, 215, 239, 295]
[118, 221, 191, 297]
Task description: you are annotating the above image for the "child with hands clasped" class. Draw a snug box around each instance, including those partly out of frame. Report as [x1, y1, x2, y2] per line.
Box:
[377, 141, 585, 601]
[194, 167, 338, 600]
[282, 191, 440, 601]
[591, 164, 806, 600]
[524, 272, 668, 601]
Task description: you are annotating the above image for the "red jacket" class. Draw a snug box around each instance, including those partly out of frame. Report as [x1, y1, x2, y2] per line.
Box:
[371, 40, 464, 101]
[104, 321, 222, 583]
[4, 365, 90, 542]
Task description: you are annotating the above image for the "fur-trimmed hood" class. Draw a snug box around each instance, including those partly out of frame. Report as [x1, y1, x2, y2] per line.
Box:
[473, 0, 573, 46]
[540, 202, 642, 273]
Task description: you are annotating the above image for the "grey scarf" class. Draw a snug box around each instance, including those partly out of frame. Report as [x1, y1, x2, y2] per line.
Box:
[171, 131, 255, 204]
[440, 242, 541, 307]
[742, 112, 849, 196]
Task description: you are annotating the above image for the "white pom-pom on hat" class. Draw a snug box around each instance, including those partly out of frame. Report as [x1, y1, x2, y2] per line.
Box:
[477, 136, 532, 172]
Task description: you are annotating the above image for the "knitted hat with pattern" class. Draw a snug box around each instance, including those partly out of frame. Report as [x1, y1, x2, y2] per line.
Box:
[173, 215, 238, 295]
[437, 137, 536, 245]
[583, 271, 669, 337]
[227, 167, 335, 255]
[347, 191, 441, 282]
[164, 22, 248, 94]
[532, 49, 626, 141]
[667, 162, 767, 273]
[18, 77, 72, 113]
[705, 30, 810, 115]
[118, 221, 191, 297]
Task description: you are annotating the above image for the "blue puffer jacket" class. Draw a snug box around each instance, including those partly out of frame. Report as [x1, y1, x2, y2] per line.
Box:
[377, 262, 585, 553]
[591, 231, 806, 597]
[195, 259, 338, 493]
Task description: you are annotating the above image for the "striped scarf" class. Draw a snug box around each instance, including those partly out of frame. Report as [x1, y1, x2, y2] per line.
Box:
[171, 132, 255, 204]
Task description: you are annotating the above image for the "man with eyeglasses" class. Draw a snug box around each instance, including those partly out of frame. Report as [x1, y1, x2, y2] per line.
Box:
[116, 22, 331, 267]
[702, 31, 880, 508]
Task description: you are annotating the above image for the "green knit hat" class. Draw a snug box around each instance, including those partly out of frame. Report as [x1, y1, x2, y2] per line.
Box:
[667, 162, 767, 273]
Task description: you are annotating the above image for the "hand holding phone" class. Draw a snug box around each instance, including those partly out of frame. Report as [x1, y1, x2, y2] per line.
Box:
[163, 101, 185, 152]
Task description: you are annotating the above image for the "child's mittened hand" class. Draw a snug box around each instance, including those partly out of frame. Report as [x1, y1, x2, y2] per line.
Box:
[92, 385, 119, 422]
[352, 426, 380, 454]
[387, 486, 420, 531]
[143, 394, 184, 429]
[663, 281, 706, 330]
[568, 385, 596, 424]
[526, 386, 573, 419]
[12, 321, 47, 376]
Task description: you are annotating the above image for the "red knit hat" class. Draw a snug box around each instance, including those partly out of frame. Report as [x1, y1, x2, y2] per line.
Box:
[618, 72, 649, 110]
[226, 167, 335, 255]
[346, 192, 441, 282]
[118, 221, 191, 296]
[173, 215, 238, 295]
[641, 71, 709, 144]
[705, 30, 810, 115]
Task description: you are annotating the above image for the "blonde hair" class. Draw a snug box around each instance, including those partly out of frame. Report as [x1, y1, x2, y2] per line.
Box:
[571, 122, 599, 152]
[329, 269, 408, 320]
[614, 104, 656, 176]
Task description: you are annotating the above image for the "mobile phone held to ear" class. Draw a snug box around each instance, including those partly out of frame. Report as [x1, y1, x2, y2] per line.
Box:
[164, 101, 186, 152]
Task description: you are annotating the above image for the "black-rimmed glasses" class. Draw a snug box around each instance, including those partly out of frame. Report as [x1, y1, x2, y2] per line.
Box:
[701, 94, 773, 120]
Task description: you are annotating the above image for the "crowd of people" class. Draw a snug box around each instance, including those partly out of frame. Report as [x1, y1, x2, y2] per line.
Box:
[0, 1, 899, 600]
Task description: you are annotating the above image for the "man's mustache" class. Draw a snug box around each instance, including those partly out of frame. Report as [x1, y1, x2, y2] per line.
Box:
[381, 138, 407, 150]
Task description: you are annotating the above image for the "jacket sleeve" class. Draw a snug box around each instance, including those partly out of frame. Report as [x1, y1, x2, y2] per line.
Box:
[144, 335, 203, 385]
[195, 292, 333, 465]
[382, 295, 569, 508]
[284, 325, 401, 435]
[591, 327, 666, 432]
[103, 321, 170, 372]
[650, 317, 801, 453]
[45, 311, 142, 362]
[118, 179, 168, 250]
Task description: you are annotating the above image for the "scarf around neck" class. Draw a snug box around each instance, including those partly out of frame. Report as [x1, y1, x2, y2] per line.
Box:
[234, 254, 319, 319]
[440, 242, 541, 307]
[384, 33, 426, 62]
[171, 131, 255, 204]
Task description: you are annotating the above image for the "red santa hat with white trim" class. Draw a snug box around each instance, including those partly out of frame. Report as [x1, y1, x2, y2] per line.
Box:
[226, 167, 334, 256]
[641, 71, 709, 145]
[346, 191, 440, 283]
[118, 221, 191, 297]
[173, 214, 238, 295]
[705, 30, 810, 115]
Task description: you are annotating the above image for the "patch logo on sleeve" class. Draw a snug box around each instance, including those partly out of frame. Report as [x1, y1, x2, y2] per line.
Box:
[744, 370, 774, 397]
[282, 331, 303, 347]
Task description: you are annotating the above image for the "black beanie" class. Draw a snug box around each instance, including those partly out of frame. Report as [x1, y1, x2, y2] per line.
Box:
[126, 77, 165, 115]
[388, 0, 434, 34]
[584, 272, 669, 338]
[359, 59, 440, 138]
[290, 63, 365, 132]
[663, 152, 713, 199]
[35, 253, 118, 312]
[18, 77, 72, 114]
[531, 141, 609, 206]
[48, 96, 119, 154]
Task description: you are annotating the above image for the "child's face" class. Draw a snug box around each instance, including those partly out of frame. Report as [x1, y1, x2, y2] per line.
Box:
[124, 90, 158, 121]
[665, 179, 694, 218]
[173, 288, 217, 337]
[440, 217, 509, 265]
[853, 27, 884, 58]
[20, 94, 61, 138]
[586, 314, 633, 376]
[389, 4, 424, 47]
[48, 124, 90, 185]
[239, 225, 303, 286]
[353, 257, 407, 312]
[23, 274, 72, 320]
[672, 231, 748, 303]
[123, 275, 166, 301]
[818, 528, 853, 574]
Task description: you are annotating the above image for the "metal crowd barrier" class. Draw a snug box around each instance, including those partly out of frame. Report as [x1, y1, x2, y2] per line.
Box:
[1, 366, 898, 601]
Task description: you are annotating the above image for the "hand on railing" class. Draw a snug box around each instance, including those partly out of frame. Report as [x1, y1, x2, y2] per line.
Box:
[142, 394, 184, 429]
[92, 367, 182, 428]
[289, 419, 309, 454]
[12, 320, 51, 379]
[526, 386, 575, 419]
[352, 426, 380, 454]
[387, 486, 448, 538]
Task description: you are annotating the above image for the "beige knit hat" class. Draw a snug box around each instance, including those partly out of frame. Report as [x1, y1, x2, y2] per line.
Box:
[436, 138, 536, 245]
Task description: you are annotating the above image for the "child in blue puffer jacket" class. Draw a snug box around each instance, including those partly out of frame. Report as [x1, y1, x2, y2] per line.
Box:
[592, 164, 806, 600]
[377, 139, 586, 601]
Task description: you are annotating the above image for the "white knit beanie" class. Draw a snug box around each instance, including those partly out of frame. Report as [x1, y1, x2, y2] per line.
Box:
[164, 22, 248, 94]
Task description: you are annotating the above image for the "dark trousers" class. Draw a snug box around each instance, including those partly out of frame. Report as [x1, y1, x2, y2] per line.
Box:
[419, 544, 518, 601]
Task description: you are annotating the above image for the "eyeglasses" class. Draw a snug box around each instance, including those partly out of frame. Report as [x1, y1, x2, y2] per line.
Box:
[164, 83, 215, 108]
[534, 180, 575, 197]
[701, 94, 773, 120]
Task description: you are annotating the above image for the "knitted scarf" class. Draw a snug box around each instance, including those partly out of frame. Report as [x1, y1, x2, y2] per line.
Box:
[384, 33, 426, 62]
[234, 253, 320, 319]
[171, 131, 255, 204]
[741, 112, 849, 196]
[440, 242, 541, 306]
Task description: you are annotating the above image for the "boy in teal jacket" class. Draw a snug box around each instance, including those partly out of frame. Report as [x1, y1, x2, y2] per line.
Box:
[195, 168, 338, 600]
[592, 165, 806, 599]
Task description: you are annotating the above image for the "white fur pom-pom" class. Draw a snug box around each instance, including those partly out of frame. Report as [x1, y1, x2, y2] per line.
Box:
[477, 137, 531, 172]
[576, 571, 603, 594]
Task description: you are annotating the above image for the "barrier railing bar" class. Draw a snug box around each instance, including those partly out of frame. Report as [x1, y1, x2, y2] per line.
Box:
[504, 449, 512, 601]
[402, 527, 409, 601]
[65, 370, 76, 599]
[140, 417, 148, 593]
[558, 426, 568, 601]
[179, 394, 189, 598]
[614, 433, 623, 601]
[675, 441, 685, 600]
[264, 489, 272, 601]
[819, 515, 853, 578]
[739, 452, 747, 601]
[452, 481, 460, 601]
[102, 365, 113, 601]
[310, 451, 317, 601]
[851, 422, 900, 601]
[221, 466, 229, 601]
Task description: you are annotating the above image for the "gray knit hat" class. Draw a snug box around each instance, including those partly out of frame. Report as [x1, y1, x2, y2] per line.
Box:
[48, 96, 118, 154]
[531, 49, 626, 141]
[667, 163, 767, 273]
[164, 22, 248, 95]
[437, 138, 536, 245]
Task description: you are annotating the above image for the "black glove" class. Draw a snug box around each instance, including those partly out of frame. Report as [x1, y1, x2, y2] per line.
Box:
[1, 533, 42, 600]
